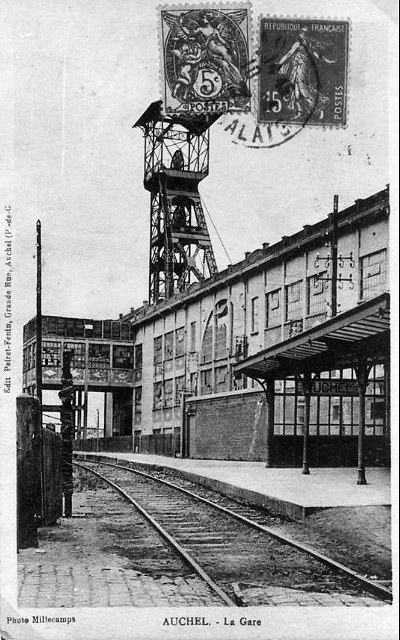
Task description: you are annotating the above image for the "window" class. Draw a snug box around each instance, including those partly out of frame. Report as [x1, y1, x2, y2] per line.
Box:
[190, 372, 197, 395]
[215, 298, 228, 318]
[112, 345, 134, 369]
[285, 281, 303, 321]
[371, 400, 385, 420]
[175, 327, 185, 357]
[251, 297, 259, 333]
[88, 343, 110, 368]
[27, 343, 36, 369]
[175, 375, 186, 405]
[164, 331, 174, 360]
[164, 379, 174, 408]
[93, 320, 103, 339]
[53, 317, 66, 337]
[65, 342, 86, 368]
[42, 341, 61, 367]
[103, 321, 112, 339]
[134, 386, 142, 413]
[307, 272, 327, 315]
[154, 336, 163, 364]
[214, 325, 227, 360]
[331, 402, 340, 422]
[200, 369, 213, 395]
[153, 381, 163, 409]
[201, 322, 213, 364]
[190, 321, 196, 352]
[360, 249, 387, 300]
[121, 323, 130, 340]
[135, 344, 142, 369]
[266, 289, 281, 327]
[215, 365, 228, 392]
[111, 322, 121, 339]
[69, 318, 84, 338]
[84, 320, 94, 337]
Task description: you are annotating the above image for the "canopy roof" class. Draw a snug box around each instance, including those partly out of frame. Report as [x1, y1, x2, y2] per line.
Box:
[235, 293, 390, 380]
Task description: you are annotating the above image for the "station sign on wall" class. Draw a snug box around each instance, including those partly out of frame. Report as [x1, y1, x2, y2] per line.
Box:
[296, 379, 359, 396]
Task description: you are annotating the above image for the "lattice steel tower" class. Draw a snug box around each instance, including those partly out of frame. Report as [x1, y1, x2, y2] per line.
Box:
[134, 101, 219, 305]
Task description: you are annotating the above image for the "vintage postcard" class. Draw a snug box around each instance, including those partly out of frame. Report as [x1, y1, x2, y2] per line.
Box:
[0, 0, 397, 639]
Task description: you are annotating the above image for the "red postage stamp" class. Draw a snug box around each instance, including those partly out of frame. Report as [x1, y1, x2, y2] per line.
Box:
[258, 18, 350, 127]
[159, 5, 251, 116]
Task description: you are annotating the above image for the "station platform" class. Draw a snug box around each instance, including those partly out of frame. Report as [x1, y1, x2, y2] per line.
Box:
[74, 451, 391, 520]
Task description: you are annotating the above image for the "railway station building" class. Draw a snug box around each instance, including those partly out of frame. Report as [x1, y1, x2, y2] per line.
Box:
[23, 186, 391, 468]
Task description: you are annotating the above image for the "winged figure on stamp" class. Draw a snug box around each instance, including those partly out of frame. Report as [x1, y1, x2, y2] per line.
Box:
[163, 9, 249, 101]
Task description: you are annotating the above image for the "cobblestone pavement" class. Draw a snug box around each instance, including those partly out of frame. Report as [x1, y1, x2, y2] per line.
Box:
[233, 584, 385, 607]
[18, 563, 218, 607]
[18, 480, 223, 608]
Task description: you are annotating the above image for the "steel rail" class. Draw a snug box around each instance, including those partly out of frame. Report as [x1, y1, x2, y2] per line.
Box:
[73, 461, 237, 607]
[77, 456, 392, 603]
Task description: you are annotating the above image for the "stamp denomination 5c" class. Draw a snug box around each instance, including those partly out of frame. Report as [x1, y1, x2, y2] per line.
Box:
[160, 5, 251, 116]
[258, 18, 349, 127]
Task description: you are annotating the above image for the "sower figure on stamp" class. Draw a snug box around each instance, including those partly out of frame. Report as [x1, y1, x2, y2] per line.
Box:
[274, 26, 337, 121]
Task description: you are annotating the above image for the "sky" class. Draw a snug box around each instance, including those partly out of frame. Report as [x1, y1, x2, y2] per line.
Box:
[0, 0, 396, 395]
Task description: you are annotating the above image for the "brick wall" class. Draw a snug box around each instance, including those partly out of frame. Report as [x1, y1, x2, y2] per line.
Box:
[186, 392, 389, 466]
[188, 391, 268, 461]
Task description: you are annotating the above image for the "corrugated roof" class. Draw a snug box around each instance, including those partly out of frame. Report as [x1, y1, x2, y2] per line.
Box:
[235, 293, 390, 379]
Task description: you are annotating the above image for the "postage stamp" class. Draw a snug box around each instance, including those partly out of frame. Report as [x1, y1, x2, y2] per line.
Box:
[258, 18, 350, 127]
[159, 5, 251, 116]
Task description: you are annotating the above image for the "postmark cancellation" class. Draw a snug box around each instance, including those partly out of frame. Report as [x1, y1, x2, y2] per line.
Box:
[159, 5, 252, 116]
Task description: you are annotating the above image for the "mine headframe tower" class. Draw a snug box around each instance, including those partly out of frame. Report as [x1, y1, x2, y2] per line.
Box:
[134, 101, 219, 305]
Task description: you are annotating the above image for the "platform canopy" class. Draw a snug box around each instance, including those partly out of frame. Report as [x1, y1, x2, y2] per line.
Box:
[235, 292, 390, 381]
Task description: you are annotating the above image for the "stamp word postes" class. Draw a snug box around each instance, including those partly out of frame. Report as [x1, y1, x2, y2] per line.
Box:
[160, 6, 251, 116]
[258, 18, 349, 127]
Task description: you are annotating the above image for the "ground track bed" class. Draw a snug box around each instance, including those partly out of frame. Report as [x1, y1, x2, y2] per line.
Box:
[75, 460, 389, 607]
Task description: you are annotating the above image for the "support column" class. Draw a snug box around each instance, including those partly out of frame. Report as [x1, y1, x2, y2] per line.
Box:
[180, 392, 186, 459]
[77, 389, 82, 440]
[83, 384, 88, 440]
[103, 392, 107, 438]
[302, 372, 311, 475]
[354, 359, 369, 485]
[265, 379, 275, 468]
[104, 392, 113, 438]
[357, 381, 366, 485]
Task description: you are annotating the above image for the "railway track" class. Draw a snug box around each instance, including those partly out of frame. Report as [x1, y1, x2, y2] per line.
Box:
[73, 459, 391, 607]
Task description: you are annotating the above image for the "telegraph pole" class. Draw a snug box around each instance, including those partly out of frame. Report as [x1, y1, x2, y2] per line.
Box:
[36, 220, 45, 524]
[330, 195, 339, 318]
[36, 220, 43, 406]
[315, 195, 353, 315]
